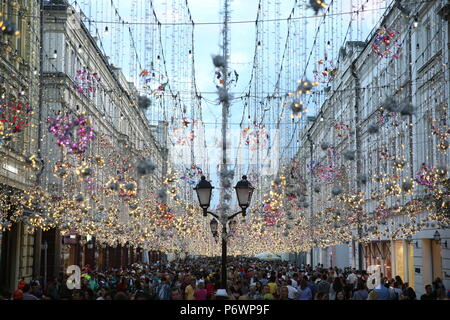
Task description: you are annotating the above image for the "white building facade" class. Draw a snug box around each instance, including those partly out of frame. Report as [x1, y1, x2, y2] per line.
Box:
[39, 1, 168, 276]
[292, 0, 450, 297]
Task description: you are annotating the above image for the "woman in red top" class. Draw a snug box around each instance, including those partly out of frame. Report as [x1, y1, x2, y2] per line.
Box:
[206, 281, 215, 300]
[117, 277, 127, 292]
[194, 281, 208, 300]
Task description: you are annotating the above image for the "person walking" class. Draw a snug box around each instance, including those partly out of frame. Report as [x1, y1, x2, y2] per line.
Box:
[329, 277, 343, 300]
[352, 281, 368, 300]
[316, 274, 330, 297]
[154, 277, 171, 300]
[193, 281, 208, 300]
[297, 279, 312, 300]
[420, 285, 436, 300]
[185, 278, 196, 300]
[22, 284, 39, 300]
[286, 279, 299, 300]
[375, 277, 391, 300]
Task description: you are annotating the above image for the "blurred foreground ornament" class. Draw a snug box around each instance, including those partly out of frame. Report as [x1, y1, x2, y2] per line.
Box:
[212, 55, 225, 68]
[331, 186, 343, 196]
[368, 124, 380, 135]
[309, 0, 327, 15]
[136, 159, 156, 176]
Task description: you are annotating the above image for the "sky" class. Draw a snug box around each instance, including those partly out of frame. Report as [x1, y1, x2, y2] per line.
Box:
[75, 0, 392, 208]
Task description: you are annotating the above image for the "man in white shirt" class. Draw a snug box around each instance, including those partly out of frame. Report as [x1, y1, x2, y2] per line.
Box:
[347, 271, 358, 289]
[287, 280, 299, 300]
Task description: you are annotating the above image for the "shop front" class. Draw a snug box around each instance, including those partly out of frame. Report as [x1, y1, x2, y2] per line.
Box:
[364, 240, 392, 279]
[392, 240, 415, 288]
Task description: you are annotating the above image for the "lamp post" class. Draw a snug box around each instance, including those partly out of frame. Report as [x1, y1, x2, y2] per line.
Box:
[194, 175, 254, 290]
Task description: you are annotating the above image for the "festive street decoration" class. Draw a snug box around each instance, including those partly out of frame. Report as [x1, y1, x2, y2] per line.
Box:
[334, 121, 351, 138]
[242, 123, 270, 151]
[140, 69, 168, 96]
[74, 69, 101, 96]
[214, 68, 239, 88]
[47, 115, 96, 154]
[0, 101, 33, 141]
[180, 165, 203, 185]
[313, 53, 338, 84]
[309, 0, 327, 15]
[372, 28, 402, 59]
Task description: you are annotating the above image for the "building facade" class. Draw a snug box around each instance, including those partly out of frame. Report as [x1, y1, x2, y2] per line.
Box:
[0, 0, 42, 292]
[36, 1, 168, 282]
[292, 0, 450, 297]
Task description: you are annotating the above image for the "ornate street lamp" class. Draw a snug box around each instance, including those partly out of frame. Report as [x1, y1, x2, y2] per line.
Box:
[234, 175, 254, 216]
[194, 174, 254, 289]
[194, 176, 214, 216]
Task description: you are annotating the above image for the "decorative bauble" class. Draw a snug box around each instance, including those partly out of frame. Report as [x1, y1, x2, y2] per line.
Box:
[297, 79, 314, 93]
[273, 178, 282, 185]
[82, 167, 92, 177]
[331, 186, 343, 196]
[399, 102, 415, 116]
[125, 183, 135, 191]
[438, 140, 449, 152]
[129, 203, 138, 210]
[109, 182, 119, 191]
[358, 175, 368, 185]
[320, 142, 330, 150]
[368, 124, 379, 134]
[136, 159, 156, 176]
[394, 159, 406, 169]
[212, 55, 225, 68]
[343, 150, 356, 161]
[402, 182, 413, 192]
[290, 100, 304, 114]
[314, 186, 321, 193]
[94, 155, 104, 166]
[383, 97, 399, 112]
[309, 0, 327, 15]
[437, 165, 447, 177]
[75, 194, 84, 202]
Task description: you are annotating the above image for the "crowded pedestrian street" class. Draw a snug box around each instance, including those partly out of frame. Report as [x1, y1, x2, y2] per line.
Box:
[1, 0, 450, 310]
[2, 258, 448, 300]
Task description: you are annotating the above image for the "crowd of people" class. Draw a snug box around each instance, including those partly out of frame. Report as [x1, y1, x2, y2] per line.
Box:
[1, 257, 449, 300]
